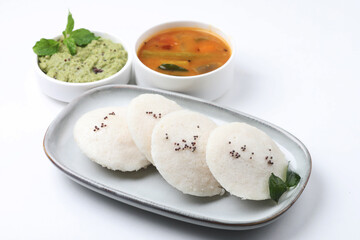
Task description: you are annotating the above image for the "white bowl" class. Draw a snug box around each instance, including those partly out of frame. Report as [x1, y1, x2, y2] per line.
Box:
[35, 31, 132, 102]
[133, 21, 235, 100]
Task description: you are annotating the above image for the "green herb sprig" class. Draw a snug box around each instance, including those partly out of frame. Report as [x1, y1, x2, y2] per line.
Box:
[33, 11, 99, 56]
[269, 168, 301, 203]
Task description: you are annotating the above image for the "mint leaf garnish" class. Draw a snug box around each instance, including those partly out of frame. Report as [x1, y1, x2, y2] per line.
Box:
[286, 169, 301, 187]
[65, 11, 74, 36]
[33, 11, 98, 56]
[64, 37, 77, 56]
[70, 28, 99, 47]
[269, 173, 288, 203]
[33, 38, 60, 56]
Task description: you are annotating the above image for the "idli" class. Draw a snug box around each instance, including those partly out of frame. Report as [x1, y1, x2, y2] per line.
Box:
[206, 122, 288, 200]
[74, 107, 150, 171]
[151, 110, 224, 197]
[127, 94, 182, 164]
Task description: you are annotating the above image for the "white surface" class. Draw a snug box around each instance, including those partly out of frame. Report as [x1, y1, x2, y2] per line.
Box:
[0, 0, 359, 239]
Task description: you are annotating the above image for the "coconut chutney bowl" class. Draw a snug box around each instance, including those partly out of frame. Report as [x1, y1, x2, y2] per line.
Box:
[35, 31, 132, 102]
[133, 21, 235, 101]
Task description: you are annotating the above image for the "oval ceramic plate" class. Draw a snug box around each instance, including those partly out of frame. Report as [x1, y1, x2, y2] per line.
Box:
[43, 85, 311, 230]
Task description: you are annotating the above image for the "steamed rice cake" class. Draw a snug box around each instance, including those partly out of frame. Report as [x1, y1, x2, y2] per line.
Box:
[206, 122, 288, 200]
[74, 107, 150, 171]
[127, 94, 182, 164]
[151, 110, 224, 197]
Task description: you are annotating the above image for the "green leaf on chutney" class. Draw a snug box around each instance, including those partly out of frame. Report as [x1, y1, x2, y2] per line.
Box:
[33, 38, 60, 56]
[64, 37, 77, 56]
[65, 11, 74, 36]
[33, 12, 102, 57]
[70, 28, 99, 47]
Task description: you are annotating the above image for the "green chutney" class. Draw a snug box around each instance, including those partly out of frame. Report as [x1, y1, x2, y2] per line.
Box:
[38, 38, 127, 83]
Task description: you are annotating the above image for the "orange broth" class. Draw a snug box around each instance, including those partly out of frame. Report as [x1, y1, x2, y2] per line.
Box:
[137, 27, 231, 76]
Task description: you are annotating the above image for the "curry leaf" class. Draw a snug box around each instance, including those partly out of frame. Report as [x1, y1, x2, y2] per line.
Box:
[158, 64, 188, 72]
[33, 38, 60, 56]
[286, 169, 301, 187]
[71, 28, 99, 47]
[269, 173, 288, 203]
[64, 37, 77, 56]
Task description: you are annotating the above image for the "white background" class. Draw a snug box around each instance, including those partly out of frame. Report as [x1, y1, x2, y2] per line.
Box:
[1, 0, 359, 239]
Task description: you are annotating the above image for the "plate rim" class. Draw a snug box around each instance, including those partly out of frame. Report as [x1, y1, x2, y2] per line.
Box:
[43, 84, 312, 230]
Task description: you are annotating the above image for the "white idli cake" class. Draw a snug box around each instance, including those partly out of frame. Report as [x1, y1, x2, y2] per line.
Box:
[74, 107, 150, 171]
[206, 122, 288, 200]
[151, 110, 224, 197]
[127, 94, 182, 164]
